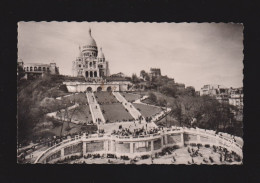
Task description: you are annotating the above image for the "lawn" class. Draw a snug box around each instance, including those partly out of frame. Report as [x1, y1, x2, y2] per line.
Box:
[100, 103, 134, 123]
[155, 114, 180, 127]
[95, 91, 118, 104]
[131, 91, 175, 107]
[120, 92, 141, 102]
[34, 122, 98, 138]
[62, 93, 88, 104]
[56, 104, 93, 124]
[132, 103, 163, 118]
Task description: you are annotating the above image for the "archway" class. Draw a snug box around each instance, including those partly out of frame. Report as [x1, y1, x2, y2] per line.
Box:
[85, 71, 89, 78]
[97, 87, 102, 92]
[107, 86, 112, 92]
[86, 87, 92, 92]
[90, 71, 93, 77]
[94, 71, 97, 77]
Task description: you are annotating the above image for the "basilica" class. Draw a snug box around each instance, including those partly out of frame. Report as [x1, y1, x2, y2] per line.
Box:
[72, 28, 110, 80]
[66, 28, 130, 92]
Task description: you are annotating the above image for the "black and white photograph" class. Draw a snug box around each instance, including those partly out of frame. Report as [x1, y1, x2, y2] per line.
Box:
[17, 22, 243, 164]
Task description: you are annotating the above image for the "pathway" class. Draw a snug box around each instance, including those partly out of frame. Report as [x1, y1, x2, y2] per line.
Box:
[86, 92, 106, 125]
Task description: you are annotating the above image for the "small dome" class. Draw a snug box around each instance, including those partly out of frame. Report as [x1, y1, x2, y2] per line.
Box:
[78, 46, 83, 57]
[97, 47, 105, 59]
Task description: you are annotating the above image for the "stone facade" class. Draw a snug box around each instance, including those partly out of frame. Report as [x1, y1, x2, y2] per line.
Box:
[72, 28, 110, 80]
[63, 81, 130, 92]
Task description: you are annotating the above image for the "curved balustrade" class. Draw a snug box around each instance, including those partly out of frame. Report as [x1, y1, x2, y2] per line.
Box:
[34, 127, 243, 163]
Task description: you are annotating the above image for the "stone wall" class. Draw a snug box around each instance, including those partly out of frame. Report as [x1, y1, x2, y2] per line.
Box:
[64, 82, 128, 92]
[86, 141, 104, 152]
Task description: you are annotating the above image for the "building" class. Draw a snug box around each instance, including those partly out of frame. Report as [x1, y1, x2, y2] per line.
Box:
[200, 84, 243, 106]
[65, 28, 131, 92]
[72, 28, 110, 80]
[200, 84, 230, 103]
[229, 87, 243, 110]
[19, 58, 59, 79]
[200, 84, 229, 96]
[149, 68, 161, 78]
[174, 83, 185, 90]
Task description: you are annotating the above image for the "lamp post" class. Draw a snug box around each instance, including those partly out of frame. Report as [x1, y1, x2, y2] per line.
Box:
[164, 99, 168, 126]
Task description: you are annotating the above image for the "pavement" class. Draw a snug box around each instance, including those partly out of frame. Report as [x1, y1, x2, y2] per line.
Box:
[86, 92, 106, 125]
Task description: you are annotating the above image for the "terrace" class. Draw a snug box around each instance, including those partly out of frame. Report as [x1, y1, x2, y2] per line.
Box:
[56, 105, 93, 124]
[120, 92, 141, 103]
[64, 93, 89, 104]
[133, 103, 163, 118]
[95, 91, 119, 104]
[101, 103, 134, 123]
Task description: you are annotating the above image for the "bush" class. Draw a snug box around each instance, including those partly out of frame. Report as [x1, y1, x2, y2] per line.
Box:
[148, 92, 157, 103]
[141, 155, 150, 159]
[205, 144, 210, 148]
[120, 155, 129, 160]
[190, 143, 197, 147]
[197, 143, 202, 149]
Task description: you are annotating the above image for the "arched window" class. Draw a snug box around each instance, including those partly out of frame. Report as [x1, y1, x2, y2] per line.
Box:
[38, 67, 41, 71]
[94, 71, 97, 77]
[27, 67, 29, 71]
[43, 67, 46, 71]
[90, 71, 93, 77]
[90, 62, 92, 67]
[30, 67, 33, 71]
[85, 71, 89, 78]
[79, 64, 81, 68]
[34, 67, 37, 71]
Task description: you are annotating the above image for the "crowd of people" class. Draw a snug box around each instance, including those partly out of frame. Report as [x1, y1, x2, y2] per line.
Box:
[111, 126, 161, 137]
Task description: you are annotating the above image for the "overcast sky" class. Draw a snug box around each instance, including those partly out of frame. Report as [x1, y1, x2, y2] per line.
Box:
[18, 22, 243, 90]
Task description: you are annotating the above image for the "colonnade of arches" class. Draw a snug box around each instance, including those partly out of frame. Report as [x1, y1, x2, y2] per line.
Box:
[85, 71, 98, 78]
[24, 66, 49, 72]
[85, 86, 112, 92]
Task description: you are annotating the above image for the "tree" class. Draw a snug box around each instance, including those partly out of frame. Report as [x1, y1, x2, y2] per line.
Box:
[184, 86, 196, 96]
[131, 73, 140, 84]
[140, 70, 146, 79]
[148, 92, 157, 103]
[144, 73, 150, 81]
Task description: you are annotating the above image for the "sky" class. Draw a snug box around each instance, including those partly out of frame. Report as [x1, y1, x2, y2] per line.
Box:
[18, 22, 244, 90]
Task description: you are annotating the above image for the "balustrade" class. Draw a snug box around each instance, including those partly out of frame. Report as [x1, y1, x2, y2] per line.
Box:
[34, 127, 243, 163]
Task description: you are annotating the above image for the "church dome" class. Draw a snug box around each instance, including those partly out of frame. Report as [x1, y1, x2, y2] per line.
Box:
[97, 47, 105, 59]
[82, 28, 97, 49]
[85, 28, 97, 47]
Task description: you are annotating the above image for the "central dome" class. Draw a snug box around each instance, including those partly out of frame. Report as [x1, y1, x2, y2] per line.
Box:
[85, 28, 97, 47]
[82, 28, 98, 54]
